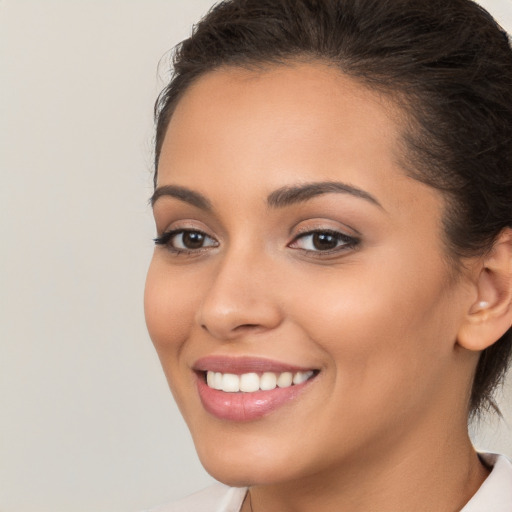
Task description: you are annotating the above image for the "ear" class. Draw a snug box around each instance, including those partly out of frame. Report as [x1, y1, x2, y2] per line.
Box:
[457, 228, 512, 351]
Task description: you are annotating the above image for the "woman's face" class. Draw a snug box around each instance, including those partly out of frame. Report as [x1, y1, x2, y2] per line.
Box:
[145, 63, 475, 486]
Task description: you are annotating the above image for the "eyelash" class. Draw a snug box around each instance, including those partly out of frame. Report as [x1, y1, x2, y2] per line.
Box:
[290, 229, 360, 255]
[153, 229, 218, 255]
[153, 229, 359, 256]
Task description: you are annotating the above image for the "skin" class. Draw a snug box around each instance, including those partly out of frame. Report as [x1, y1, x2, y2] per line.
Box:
[145, 62, 491, 512]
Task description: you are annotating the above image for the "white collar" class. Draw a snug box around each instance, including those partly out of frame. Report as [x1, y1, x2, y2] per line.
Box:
[460, 453, 512, 512]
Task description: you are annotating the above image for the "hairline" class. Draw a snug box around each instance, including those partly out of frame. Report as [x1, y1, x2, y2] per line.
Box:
[154, 56, 475, 276]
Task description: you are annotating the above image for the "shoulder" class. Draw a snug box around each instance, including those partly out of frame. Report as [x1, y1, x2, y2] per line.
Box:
[143, 483, 247, 512]
[461, 453, 512, 512]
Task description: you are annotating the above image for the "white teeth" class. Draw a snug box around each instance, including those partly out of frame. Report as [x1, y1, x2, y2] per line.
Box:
[293, 371, 314, 385]
[221, 373, 240, 392]
[205, 370, 315, 392]
[277, 372, 293, 388]
[239, 373, 260, 392]
[260, 372, 277, 391]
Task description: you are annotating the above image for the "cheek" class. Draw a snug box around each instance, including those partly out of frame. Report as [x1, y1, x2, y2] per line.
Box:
[144, 258, 205, 420]
[291, 251, 458, 403]
[144, 258, 196, 359]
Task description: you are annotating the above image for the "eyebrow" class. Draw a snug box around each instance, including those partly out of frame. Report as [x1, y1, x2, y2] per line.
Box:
[151, 181, 383, 211]
[150, 185, 212, 210]
[267, 181, 384, 210]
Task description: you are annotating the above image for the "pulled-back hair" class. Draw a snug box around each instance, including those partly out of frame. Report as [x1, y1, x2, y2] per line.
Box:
[154, 0, 512, 416]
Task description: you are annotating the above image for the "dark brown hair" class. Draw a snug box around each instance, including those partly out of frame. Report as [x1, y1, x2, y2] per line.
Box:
[154, 0, 512, 416]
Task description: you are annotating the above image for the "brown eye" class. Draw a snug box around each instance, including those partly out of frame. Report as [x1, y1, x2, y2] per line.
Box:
[154, 229, 218, 252]
[289, 230, 359, 253]
[171, 230, 218, 251]
[181, 231, 206, 249]
[312, 232, 339, 251]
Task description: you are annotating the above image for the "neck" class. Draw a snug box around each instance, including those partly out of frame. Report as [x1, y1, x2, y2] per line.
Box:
[243, 422, 489, 512]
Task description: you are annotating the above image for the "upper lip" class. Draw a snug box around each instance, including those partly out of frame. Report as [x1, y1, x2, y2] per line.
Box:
[193, 355, 317, 374]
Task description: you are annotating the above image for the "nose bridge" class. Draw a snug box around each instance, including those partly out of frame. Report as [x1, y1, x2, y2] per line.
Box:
[196, 243, 282, 339]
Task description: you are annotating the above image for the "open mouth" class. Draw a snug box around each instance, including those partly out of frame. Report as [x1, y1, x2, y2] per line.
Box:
[193, 357, 320, 420]
[202, 369, 319, 393]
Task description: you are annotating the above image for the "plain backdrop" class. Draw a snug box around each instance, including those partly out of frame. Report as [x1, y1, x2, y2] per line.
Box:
[1, 1, 511, 511]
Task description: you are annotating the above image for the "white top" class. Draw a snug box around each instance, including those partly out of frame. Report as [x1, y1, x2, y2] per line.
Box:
[146, 453, 512, 512]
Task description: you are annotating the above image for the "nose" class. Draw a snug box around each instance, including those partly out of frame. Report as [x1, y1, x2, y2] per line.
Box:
[195, 250, 283, 341]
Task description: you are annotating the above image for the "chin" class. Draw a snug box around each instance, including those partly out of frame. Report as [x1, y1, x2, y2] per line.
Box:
[200, 454, 292, 488]
[192, 428, 321, 488]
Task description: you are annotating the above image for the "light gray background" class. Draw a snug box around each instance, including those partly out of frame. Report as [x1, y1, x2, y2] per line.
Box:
[1, 1, 511, 511]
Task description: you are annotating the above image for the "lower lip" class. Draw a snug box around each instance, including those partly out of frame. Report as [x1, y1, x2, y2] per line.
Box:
[196, 374, 315, 422]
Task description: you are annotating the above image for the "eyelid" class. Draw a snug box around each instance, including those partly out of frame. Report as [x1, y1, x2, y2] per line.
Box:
[155, 217, 213, 237]
[291, 218, 360, 238]
[288, 228, 360, 255]
[154, 227, 219, 255]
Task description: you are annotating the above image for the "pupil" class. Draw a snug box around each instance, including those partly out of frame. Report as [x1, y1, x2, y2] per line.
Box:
[313, 233, 338, 250]
[183, 232, 204, 249]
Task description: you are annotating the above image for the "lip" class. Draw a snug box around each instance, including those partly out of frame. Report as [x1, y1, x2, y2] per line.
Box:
[193, 355, 313, 374]
[193, 356, 318, 422]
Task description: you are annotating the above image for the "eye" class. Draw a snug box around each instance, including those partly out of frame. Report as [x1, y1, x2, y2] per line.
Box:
[289, 230, 359, 253]
[154, 229, 218, 253]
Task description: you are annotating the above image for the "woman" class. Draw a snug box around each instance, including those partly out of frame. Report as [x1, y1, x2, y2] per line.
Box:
[144, 0, 512, 510]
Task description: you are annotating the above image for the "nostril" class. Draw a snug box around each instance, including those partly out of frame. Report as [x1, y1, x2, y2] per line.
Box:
[233, 324, 262, 333]
[197, 300, 283, 339]
[200, 321, 266, 340]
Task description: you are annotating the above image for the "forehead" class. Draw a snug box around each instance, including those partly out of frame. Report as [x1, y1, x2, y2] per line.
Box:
[156, 60, 447, 263]
[159, 62, 401, 191]
[167, 62, 402, 144]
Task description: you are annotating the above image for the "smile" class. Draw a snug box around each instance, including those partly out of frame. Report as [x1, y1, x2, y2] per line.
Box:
[205, 370, 315, 393]
[194, 357, 319, 421]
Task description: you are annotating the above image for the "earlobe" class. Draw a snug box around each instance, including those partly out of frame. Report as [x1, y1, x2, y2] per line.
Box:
[457, 228, 512, 352]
